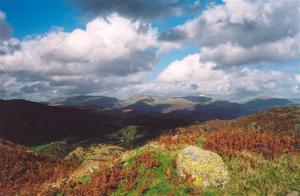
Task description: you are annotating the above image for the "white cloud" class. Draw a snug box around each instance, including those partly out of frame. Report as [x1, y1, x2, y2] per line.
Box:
[200, 36, 300, 66]
[70, 0, 200, 20]
[158, 54, 224, 83]
[0, 14, 160, 99]
[0, 14, 157, 75]
[133, 53, 300, 100]
[0, 2, 299, 101]
[182, 0, 300, 47]
[295, 74, 300, 83]
[151, 0, 300, 99]
[167, 0, 300, 66]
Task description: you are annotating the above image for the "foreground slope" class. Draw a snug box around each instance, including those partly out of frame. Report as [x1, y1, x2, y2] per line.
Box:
[0, 139, 78, 195]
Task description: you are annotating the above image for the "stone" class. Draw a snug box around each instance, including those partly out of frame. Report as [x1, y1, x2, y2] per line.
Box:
[176, 146, 230, 188]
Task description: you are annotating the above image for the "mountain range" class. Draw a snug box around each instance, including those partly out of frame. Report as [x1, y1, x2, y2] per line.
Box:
[48, 95, 296, 119]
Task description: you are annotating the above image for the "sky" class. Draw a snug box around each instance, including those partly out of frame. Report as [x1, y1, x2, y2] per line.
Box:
[0, 0, 299, 101]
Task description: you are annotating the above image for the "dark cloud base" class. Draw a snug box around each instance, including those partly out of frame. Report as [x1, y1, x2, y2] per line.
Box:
[68, 0, 200, 20]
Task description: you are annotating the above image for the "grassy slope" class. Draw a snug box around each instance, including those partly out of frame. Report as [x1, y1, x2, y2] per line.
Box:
[75, 142, 299, 195]
[74, 107, 300, 195]
[118, 147, 300, 195]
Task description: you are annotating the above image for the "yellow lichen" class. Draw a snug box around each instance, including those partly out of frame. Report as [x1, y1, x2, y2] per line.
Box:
[176, 146, 230, 188]
[193, 176, 203, 187]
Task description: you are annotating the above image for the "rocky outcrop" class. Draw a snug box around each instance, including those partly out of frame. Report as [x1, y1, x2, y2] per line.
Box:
[176, 146, 230, 188]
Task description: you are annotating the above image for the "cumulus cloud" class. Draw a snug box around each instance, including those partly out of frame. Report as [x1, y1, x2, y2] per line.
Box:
[69, 0, 200, 20]
[0, 11, 17, 56]
[0, 15, 157, 74]
[0, 2, 299, 101]
[132, 54, 300, 100]
[0, 38, 20, 56]
[158, 29, 188, 42]
[158, 54, 224, 83]
[0, 70, 149, 101]
[162, 0, 300, 66]
[151, 0, 300, 99]
[295, 74, 300, 83]
[200, 36, 300, 66]
[0, 14, 158, 100]
[0, 11, 12, 41]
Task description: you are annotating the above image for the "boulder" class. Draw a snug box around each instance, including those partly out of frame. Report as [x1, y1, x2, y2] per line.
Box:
[176, 146, 230, 188]
[65, 144, 125, 164]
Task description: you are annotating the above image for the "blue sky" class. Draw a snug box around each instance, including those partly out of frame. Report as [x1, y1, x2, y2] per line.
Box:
[0, 0, 81, 38]
[0, 0, 299, 101]
[0, 0, 206, 38]
[0, 0, 204, 81]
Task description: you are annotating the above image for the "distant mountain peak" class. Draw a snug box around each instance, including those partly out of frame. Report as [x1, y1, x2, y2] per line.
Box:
[180, 95, 212, 103]
[48, 95, 119, 108]
[46, 95, 294, 117]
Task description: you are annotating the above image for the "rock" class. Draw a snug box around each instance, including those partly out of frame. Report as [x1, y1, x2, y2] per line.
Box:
[176, 146, 230, 188]
[65, 144, 125, 164]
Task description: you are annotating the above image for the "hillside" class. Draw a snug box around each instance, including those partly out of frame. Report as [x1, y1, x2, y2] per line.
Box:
[0, 99, 190, 146]
[0, 138, 79, 195]
[1, 107, 299, 195]
[0, 99, 124, 145]
[1, 97, 294, 146]
[191, 106, 300, 135]
[49, 95, 119, 108]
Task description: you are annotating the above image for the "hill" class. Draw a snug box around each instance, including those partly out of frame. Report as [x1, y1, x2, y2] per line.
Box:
[0, 99, 124, 145]
[240, 98, 293, 115]
[1, 107, 299, 195]
[0, 138, 78, 195]
[0, 99, 190, 146]
[193, 106, 300, 135]
[157, 107, 300, 151]
[49, 95, 119, 108]
[0, 97, 295, 146]
[76, 107, 300, 195]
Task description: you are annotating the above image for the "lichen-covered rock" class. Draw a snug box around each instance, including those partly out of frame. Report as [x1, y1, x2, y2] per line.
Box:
[176, 146, 230, 188]
[65, 144, 125, 164]
[64, 145, 126, 183]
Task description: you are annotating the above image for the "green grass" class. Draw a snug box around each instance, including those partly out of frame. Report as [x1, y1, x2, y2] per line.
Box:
[31, 139, 70, 158]
[31, 140, 66, 152]
[113, 150, 190, 196]
[205, 152, 300, 195]
[77, 173, 92, 185]
[118, 125, 144, 141]
[106, 125, 147, 149]
[195, 137, 206, 147]
[142, 151, 189, 195]
[35, 137, 299, 195]
[113, 148, 300, 196]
